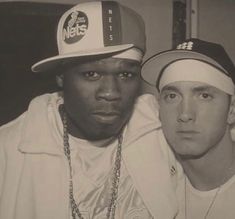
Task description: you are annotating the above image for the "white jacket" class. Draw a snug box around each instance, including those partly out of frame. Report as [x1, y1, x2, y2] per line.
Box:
[0, 93, 179, 219]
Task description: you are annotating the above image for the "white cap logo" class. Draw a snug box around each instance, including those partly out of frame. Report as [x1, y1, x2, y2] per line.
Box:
[176, 41, 194, 50]
[63, 11, 89, 44]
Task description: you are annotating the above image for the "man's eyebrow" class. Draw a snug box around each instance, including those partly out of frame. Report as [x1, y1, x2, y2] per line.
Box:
[192, 85, 214, 92]
[161, 86, 179, 92]
[161, 85, 216, 92]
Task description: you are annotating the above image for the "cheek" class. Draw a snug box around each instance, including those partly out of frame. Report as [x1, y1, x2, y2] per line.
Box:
[199, 103, 229, 127]
[159, 104, 177, 123]
[118, 81, 140, 111]
[202, 111, 228, 137]
[64, 85, 96, 118]
[159, 106, 177, 134]
[64, 77, 95, 100]
[120, 79, 140, 97]
[204, 123, 228, 150]
[196, 104, 229, 145]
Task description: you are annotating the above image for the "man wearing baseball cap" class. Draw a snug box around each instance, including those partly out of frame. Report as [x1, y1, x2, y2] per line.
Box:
[142, 38, 235, 218]
[0, 1, 178, 219]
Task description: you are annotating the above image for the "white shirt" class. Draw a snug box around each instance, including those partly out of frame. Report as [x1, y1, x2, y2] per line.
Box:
[176, 174, 235, 219]
[52, 96, 153, 219]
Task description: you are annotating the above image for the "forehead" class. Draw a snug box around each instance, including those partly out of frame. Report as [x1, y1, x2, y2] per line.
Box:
[158, 59, 235, 95]
[64, 57, 141, 72]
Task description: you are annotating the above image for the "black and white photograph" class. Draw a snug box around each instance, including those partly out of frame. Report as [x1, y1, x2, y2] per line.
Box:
[0, 0, 235, 218]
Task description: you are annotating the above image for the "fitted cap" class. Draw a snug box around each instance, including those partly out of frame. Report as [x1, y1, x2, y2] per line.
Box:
[32, 1, 146, 72]
[141, 38, 235, 89]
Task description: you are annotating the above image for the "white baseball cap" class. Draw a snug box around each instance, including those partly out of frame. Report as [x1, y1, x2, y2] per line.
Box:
[32, 1, 146, 72]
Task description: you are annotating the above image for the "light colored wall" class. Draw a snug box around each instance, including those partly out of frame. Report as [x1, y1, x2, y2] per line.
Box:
[198, 0, 235, 63]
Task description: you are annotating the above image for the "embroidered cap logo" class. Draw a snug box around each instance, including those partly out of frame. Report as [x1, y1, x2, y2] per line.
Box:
[177, 41, 194, 50]
[63, 11, 89, 44]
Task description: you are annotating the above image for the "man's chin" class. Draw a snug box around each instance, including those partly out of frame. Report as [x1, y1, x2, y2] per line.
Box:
[176, 149, 209, 161]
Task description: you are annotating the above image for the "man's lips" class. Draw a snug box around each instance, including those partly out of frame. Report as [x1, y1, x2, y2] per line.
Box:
[177, 130, 199, 133]
[91, 111, 121, 124]
[176, 130, 200, 138]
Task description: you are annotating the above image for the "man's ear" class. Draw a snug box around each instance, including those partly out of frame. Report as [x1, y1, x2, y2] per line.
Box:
[56, 74, 64, 88]
[227, 95, 235, 124]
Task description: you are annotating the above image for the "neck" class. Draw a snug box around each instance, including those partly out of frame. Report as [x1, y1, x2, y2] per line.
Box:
[59, 104, 119, 147]
[179, 129, 235, 191]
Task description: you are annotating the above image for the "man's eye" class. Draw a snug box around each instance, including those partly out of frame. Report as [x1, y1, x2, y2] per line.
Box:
[168, 93, 177, 99]
[165, 93, 177, 99]
[162, 92, 180, 103]
[118, 72, 135, 79]
[199, 93, 213, 100]
[83, 71, 101, 80]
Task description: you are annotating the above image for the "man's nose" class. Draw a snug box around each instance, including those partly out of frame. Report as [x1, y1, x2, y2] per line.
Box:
[177, 98, 195, 123]
[96, 75, 121, 101]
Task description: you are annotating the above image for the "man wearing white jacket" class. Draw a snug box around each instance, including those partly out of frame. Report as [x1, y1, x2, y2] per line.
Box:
[0, 1, 178, 219]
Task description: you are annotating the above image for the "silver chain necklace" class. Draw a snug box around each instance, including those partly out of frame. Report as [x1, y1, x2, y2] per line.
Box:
[61, 105, 123, 219]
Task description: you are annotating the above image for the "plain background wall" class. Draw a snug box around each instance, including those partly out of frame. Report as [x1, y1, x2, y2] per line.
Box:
[198, 0, 235, 63]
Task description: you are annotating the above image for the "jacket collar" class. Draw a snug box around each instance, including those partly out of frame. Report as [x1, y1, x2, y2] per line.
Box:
[122, 95, 178, 218]
[122, 131, 178, 219]
[19, 93, 64, 155]
[19, 93, 161, 155]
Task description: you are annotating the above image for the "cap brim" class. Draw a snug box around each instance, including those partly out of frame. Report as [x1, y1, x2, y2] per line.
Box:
[141, 50, 227, 86]
[32, 44, 134, 72]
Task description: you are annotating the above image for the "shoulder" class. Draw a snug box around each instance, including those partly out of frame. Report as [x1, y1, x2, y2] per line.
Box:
[0, 113, 26, 146]
[135, 93, 159, 119]
[126, 94, 160, 134]
[0, 93, 60, 150]
[135, 93, 159, 112]
[123, 93, 163, 152]
[27, 92, 62, 110]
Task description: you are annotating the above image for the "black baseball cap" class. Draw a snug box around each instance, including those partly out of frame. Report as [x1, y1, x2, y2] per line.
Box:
[141, 38, 235, 89]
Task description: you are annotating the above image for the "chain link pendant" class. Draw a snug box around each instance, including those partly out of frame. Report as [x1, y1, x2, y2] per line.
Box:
[61, 104, 123, 219]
